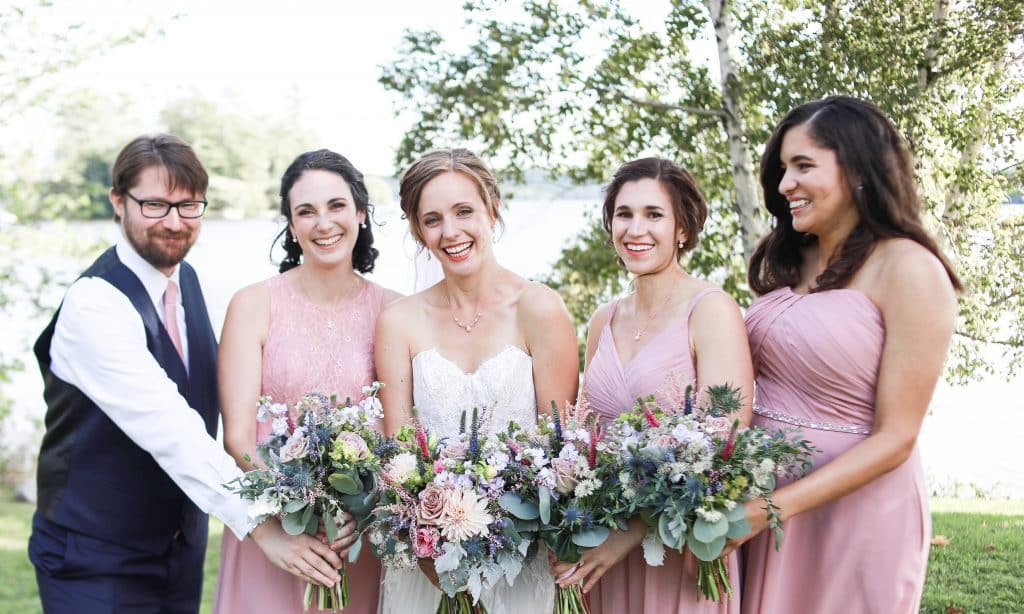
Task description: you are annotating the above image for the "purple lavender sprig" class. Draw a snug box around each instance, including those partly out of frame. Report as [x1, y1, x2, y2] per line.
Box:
[469, 406, 481, 462]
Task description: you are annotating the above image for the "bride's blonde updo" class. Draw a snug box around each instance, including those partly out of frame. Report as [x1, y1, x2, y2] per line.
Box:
[398, 148, 505, 246]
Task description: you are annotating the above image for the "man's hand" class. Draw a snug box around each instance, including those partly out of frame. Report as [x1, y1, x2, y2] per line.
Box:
[250, 519, 344, 587]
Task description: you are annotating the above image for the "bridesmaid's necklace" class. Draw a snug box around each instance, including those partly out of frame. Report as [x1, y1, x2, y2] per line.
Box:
[632, 280, 678, 341]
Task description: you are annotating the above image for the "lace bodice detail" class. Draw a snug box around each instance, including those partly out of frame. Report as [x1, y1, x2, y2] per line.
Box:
[411, 346, 538, 437]
[259, 275, 384, 437]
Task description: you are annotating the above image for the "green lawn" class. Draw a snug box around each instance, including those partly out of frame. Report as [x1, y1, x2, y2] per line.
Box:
[2, 495, 1021, 613]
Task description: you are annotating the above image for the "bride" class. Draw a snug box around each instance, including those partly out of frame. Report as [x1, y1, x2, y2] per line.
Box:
[375, 148, 579, 613]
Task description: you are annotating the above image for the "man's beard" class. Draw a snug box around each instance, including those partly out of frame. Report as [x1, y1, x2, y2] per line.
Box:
[129, 227, 196, 270]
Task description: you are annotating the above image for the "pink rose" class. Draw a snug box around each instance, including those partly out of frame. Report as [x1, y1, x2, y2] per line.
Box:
[279, 429, 310, 462]
[705, 416, 733, 440]
[412, 525, 441, 558]
[551, 457, 579, 496]
[418, 484, 447, 525]
[651, 434, 677, 448]
[440, 440, 468, 460]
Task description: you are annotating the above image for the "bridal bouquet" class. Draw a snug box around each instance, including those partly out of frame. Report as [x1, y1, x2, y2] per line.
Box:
[369, 408, 531, 614]
[607, 386, 815, 601]
[529, 402, 624, 614]
[226, 382, 389, 610]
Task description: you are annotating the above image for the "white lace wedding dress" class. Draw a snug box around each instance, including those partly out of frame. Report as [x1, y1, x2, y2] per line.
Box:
[379, 346, 556, 614]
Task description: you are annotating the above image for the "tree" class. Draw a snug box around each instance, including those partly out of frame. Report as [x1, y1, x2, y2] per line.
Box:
[380, 0, 1024, 380]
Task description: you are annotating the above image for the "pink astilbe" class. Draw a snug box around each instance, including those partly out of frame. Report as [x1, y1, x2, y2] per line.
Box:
[657, 369, 694, 415]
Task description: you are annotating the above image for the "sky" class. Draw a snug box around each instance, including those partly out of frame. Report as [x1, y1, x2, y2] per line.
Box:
[10, 0, 676, 177]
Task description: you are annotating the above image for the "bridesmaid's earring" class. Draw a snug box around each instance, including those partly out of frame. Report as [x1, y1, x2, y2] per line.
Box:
[677, 240, 685, 249]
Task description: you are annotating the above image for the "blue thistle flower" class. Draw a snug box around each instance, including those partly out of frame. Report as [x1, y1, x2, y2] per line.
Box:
[462, 538, 485, 558]
[563, 507, 581, 525]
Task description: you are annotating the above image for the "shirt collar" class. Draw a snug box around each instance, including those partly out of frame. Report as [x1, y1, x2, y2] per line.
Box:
[116, 236, 183, 309]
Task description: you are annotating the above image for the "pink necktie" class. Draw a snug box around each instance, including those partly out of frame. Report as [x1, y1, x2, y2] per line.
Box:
[163, 280, 186, 363]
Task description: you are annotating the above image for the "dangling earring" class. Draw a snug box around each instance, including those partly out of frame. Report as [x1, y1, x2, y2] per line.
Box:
[361, 221, 368, 229]
[426, 251, 431, 261]
[677, 240, 685, 249]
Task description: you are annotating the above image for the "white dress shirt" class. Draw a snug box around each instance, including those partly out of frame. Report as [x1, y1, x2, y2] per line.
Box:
[49, 238, 254, 540]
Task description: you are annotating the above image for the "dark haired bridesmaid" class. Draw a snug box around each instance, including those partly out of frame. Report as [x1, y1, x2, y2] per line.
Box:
[214, 150, 401, 613]
[734, 96, 960, 613]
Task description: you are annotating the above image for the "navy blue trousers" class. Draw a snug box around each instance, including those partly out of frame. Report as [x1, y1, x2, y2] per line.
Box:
[29, 513, 208, 614]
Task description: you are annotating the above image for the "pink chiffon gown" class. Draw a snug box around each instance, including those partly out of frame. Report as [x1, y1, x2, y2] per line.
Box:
[582, 288, 740, 614]
[213, 275, 385, 614]
[741, 287, 930, 614]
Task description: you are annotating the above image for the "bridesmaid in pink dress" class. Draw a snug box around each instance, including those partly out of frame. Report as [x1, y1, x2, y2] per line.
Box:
[552, 158, 753, 614]
[213, 150, 400, 613]
[734, 97, 961, 613]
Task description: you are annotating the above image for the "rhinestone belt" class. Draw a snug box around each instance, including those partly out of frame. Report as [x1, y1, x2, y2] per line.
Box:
[753, 405, 872, 435]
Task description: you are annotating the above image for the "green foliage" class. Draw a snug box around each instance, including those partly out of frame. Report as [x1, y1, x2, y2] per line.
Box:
[381, 0, 1024, 381]
[160, 95, 319, 217]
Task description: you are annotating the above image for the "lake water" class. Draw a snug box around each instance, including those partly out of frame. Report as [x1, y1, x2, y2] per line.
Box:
[4, 202, 1022, 500]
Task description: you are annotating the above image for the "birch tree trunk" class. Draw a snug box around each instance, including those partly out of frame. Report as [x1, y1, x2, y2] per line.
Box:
[706, 0, 764, 260]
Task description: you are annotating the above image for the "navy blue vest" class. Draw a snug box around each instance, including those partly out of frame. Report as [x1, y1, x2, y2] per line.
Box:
[34, 246, 220, 553]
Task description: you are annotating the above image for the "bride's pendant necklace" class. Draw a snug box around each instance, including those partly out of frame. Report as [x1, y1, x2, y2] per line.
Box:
[633, 279, 679, 341]
[446, 293, 482, 333]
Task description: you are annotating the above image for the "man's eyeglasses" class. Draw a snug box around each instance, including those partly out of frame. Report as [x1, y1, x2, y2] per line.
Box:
[125, 192, 208, 219]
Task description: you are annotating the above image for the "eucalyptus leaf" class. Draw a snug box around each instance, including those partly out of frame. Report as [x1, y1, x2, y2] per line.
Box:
[693, 516, 729, 542]
[329, 472, 362, 495]
[571, 527, 609, 548]
[725, 504, 748, 523]
[658, 513, 683, 550]
[282, 511, 305, 535]
[498, 492, 539, 520]
[726, 517, 752, 539]
[687, 533, 726, 562]
[283, 499, 306, 514]
[348, 535, 363, 563]
[539, 486, 551, 525]
[323, 512, 338, 543]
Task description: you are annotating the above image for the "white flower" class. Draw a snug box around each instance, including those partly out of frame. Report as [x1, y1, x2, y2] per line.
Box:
[521, 447, 549, 468]
[271, 416, 290, 437]
[257, 401, 288, 422]
[696, 508, 724, 523]
[574, 479, 598, 498]
[558, 444, 580, 461]
[386, 452, 418, 484]
[438, 488, 493, 542]
[247, 494, 282, 519]
[486, 451, 509, 472]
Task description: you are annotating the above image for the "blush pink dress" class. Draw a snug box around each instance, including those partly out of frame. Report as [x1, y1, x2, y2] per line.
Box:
[582, 288, 740, 614]
[741, 287, 930, 614]
[213, 274, 385, 614]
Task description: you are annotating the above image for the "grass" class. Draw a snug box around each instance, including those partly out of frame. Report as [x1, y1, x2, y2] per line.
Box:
[2, 493, 1021, 613]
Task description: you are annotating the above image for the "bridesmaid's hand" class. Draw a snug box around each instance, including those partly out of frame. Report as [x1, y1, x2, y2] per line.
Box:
[720, 499, 769, 558]
[551, 519, 646, 593]
[322, 512, 359, 558]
